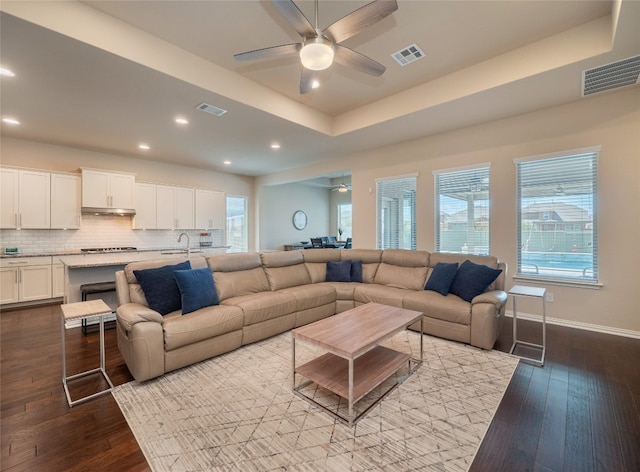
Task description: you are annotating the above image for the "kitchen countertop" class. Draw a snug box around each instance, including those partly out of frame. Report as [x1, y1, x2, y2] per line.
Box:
[1, 246, 230, 259]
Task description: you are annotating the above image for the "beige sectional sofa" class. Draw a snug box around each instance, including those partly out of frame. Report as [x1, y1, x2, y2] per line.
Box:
[115, 249, 507, 382]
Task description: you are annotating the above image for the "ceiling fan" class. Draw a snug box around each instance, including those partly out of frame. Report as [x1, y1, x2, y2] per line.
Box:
[332, 183, 352, 192]
[234, 0, 398, 94]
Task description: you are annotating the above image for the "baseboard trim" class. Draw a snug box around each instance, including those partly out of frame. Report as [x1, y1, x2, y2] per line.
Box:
[505, 311, 640, 340]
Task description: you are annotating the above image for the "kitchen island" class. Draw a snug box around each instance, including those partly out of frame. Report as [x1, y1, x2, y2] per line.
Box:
[58, 248, 228, 305]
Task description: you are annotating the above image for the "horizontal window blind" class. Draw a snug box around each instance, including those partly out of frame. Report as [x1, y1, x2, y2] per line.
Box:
[516, 151, 598, 282]
[435, 166, 490, 255]
[376, 176, 416, 250]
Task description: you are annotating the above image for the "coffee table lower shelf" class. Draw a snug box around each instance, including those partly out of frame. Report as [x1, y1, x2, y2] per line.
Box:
[294, 345, 414, 425]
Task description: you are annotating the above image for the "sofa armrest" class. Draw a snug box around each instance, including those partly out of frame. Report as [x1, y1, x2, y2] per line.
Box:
[116, 303, 163, 331]
[471, 290, 508, 310]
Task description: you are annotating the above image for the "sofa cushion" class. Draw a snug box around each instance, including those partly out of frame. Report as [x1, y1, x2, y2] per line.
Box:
[221, 291, 297, 326]
[425, 262, 459, 295]
[207, 253, 270, 301]
[354, 284, 406, 308]
[326, 260, 352, 282]
[261, 251, 312, 291]
[278, 284, 336, 311]
[449, 260, 503, 302]
[174, 267, 219, 315]
[349, 260, 363, 283]
[162, 304, 244, 351]
[403, 290, 472, 325]
[342, 249, 382, 283]
[302, 248, 342, 283]
[133, 260, 191, 315]
[374, 263, 428, 291]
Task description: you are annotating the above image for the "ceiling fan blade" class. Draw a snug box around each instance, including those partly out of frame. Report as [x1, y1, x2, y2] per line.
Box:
[323, 0, 398, 44]
[300, 67, 318, 94]
[234, 43, 301, 62]
[272, 0, 316, 38]
[334, 45, 386, 76]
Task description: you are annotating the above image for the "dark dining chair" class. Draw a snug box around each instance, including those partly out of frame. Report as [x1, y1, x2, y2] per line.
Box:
[344, 237, 352, 249]
[323, 236, 338, 248]
[310, 238, 324, 248]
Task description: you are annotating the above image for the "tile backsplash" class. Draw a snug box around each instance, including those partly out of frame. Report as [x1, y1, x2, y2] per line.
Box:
[0, 215, 223, 254]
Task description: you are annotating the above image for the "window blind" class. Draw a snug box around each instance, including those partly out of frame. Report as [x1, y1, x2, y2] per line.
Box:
[376, 175, 416, 250]
[435, 166, 490, 255]
[515, 150, 598, 282]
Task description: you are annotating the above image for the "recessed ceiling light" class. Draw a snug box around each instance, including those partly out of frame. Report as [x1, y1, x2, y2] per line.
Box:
[175, 117, 189, 125]
[138, 143, 150, 150]
[223, 160, 232, 165]
[312, 80, 320, 89]
[0, 67, 15, 77]
[2, 117, 20, 125]
[271, 143, 281, 150]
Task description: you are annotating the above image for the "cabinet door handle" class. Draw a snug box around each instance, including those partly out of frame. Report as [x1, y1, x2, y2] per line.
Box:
[14, 213, 18, 227]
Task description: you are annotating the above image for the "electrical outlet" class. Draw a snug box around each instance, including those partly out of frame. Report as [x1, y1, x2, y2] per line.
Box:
[546, 292, 554, 302]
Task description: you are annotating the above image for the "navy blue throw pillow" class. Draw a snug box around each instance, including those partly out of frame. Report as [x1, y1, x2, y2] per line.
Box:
[350, 260, 363, 283]
[449, 260, 502, 302]
[326, 260, 352, 282]
[174, 268, 219, 315]
[134, 260, 191, 315]
[425, 262, 459, 295]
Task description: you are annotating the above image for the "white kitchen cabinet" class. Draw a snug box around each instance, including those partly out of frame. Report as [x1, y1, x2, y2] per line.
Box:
[51, 173, 81, 229]
[81, 169, 135, 209]
[52, 261, 65, 298]
[133, 182, 157, 229]
[0, 257, 52, 304]
[0, 168, 51, 229]
[156, 185, 194, 230]
[195, 189, 225, 230]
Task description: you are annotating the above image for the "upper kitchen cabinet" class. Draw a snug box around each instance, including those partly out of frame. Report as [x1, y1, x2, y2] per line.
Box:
[195, 189, 225, 230]
[81, 169, 135, 209]
[0, 167, 50, 229]
[51, 173, 81, 229]
[156, 185, 194, 230]
[133, 182, 157, 230]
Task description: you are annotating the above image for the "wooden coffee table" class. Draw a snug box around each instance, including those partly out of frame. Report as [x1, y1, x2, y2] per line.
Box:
[291, 302, 423, 425]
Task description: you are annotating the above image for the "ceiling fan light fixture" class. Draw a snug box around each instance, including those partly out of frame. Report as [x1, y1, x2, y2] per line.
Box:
[300, 37, 334, 71]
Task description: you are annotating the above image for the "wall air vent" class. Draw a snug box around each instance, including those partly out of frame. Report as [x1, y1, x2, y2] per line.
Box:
[196, 102, 228, 116]
[582, 55, 640, 97]
[391, 43, 425, 67]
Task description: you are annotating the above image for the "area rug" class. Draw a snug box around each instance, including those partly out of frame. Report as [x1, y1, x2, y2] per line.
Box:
[113, 331, 519, 472]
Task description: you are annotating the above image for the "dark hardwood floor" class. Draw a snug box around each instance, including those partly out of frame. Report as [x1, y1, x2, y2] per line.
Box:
[2, 303, 639, 471]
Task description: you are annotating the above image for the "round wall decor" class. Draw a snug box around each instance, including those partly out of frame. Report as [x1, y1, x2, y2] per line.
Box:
[292, 210, 307, 230]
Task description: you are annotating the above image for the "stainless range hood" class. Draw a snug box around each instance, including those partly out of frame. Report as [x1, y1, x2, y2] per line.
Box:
[81, 207, 136, 216]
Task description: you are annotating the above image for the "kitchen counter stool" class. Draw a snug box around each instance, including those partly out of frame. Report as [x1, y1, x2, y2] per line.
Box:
[80, 281, 116, 335]
[61, 299, 115, 407]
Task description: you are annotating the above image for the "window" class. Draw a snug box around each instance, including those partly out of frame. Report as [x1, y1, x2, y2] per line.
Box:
[515, 147, 599, 283]
[434, 165, 490, 255]
[226, 196, 248, 252]
[376, 174, 416, 250]
[337, 203, 352, 239]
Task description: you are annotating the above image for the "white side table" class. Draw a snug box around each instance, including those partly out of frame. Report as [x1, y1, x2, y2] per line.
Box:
[508, 285, 546, 367]
[61, 299, 115, 407]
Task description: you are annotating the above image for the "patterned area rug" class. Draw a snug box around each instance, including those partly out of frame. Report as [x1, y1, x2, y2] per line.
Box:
[113, 331, 519, 472]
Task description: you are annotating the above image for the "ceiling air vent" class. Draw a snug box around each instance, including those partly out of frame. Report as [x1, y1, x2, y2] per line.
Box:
[391, 43, 425, 67]
[582, 55, 640, 97]
[196, 102, 228, 116]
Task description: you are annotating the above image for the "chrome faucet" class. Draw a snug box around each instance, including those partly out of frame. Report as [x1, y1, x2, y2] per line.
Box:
[177, 232, 190, 258]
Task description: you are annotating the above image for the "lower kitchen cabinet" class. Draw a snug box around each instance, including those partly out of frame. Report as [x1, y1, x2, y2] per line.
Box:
[0, 257, 53, 305]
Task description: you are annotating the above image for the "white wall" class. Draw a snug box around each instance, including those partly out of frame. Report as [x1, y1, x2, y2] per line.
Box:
[347, 87, 639, 334]
[258, 182, 330, 250]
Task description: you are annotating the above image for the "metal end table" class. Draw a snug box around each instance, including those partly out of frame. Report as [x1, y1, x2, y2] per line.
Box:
[509, 285, 546, 367]
[61, 299, 115, 407]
